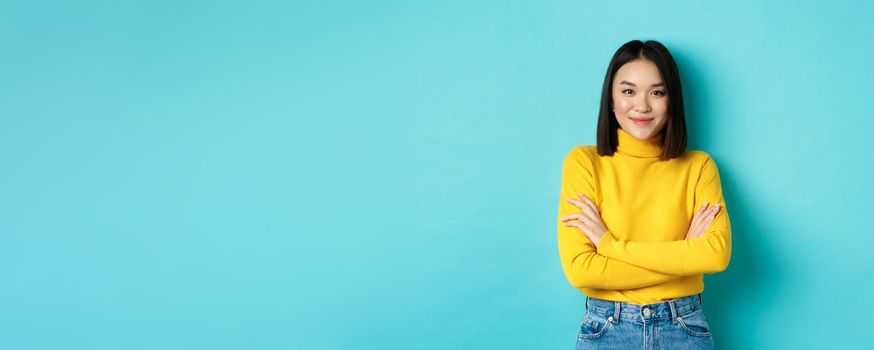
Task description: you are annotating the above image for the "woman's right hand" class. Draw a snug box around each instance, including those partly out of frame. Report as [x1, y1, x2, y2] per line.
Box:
[685, 202, 721, 240]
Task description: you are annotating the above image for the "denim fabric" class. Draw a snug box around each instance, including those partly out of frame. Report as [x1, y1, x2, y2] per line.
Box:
[575, 294, 715, 350]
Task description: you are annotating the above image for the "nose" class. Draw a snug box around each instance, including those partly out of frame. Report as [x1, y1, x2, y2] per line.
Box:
[634, 95, 652, 113]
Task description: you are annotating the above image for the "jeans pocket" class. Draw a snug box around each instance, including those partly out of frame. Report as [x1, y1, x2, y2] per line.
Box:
[676, 307, 713, 337]
[578, 313, 612, 339]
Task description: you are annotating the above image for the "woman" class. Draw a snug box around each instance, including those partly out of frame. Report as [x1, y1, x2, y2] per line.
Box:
[557, 40, 731, 349]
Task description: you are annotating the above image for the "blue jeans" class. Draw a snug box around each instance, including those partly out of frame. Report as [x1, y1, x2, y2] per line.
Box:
[575, 294, 715, 350]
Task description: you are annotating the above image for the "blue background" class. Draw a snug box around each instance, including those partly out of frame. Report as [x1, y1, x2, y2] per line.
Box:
[2, 1, 872, 349]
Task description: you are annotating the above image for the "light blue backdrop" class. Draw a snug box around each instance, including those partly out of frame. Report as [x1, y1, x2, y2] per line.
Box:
[2, 0, 872, 349]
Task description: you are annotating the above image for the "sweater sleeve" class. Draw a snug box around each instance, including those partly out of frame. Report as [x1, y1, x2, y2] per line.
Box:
[557, 147, 681, 290]
[597, 155, 732, 276]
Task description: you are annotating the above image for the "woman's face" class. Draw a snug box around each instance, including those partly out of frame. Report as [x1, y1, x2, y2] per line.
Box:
[611, 59, 669, 140]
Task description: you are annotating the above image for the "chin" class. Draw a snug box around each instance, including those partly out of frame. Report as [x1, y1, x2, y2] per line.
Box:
[636, 131, 657, 139]
[624, 127, 655, 140]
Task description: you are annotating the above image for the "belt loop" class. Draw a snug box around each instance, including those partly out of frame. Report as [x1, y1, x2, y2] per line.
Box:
[585, 296, 589, 310]
[699, 293, 703, 305]
[668, 299, 678, 323]
[612, 302, 620, 323]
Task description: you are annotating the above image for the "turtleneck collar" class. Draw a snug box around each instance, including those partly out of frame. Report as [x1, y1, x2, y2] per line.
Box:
[616, 127, 664, 158]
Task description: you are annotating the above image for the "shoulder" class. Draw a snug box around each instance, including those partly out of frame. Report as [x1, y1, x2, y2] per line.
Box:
[680, 150, 723, 180]
[563, 145, 598, 162]
[679, 149, 717, 166]
[561, 145, 599, 172]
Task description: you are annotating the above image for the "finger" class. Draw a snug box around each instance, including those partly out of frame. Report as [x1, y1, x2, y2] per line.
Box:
[703, 212, 716, 224]
[578, 194, 600, 214]
[688, 220, 704, 239]
[578, 218, 595, 232]
[576, 194, 604, 224]
[690, 208, 704, 226]
[699, 208, 718, 227]
[695, 204, 709, 218]
[692, 220, 708, 238]
[567, 197, 600, 223]
[688, 216, 706, 237]
[704, 210, 717, 224]
[561, 213, 585, 222]
[699, 213, 716, 232]
[695, 202, 716, 218]
[689, 205, 707, 228]
[709, 205, 721, 217]
[570, 215, 595, 231]
[566, 220, 596, 243]
[566, 197, 587, 209]
[564, 219, 587, 232]
[692, 202, 709, 220]
[690, 208, 711, 235]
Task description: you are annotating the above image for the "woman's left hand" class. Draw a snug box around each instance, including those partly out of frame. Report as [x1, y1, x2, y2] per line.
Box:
[562, 193, 609, 246]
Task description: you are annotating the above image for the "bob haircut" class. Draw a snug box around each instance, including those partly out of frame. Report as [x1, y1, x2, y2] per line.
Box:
[596, 40, 687, 161]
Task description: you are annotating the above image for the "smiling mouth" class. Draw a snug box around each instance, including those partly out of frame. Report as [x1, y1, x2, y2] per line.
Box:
[630, 117, 654, 126]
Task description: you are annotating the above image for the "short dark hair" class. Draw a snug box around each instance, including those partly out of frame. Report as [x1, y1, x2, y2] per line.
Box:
[596, 40, 687, 161]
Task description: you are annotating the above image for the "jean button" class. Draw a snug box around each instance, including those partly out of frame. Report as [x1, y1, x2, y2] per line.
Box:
[643, 308, 652, 317]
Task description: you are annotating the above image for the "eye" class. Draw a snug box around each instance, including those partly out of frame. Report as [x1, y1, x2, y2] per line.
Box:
[652, 90, 666, 96]
[622, 89, 633, 95]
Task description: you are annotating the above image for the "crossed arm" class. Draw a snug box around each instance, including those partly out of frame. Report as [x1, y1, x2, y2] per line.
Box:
[557, 148, 732, 290]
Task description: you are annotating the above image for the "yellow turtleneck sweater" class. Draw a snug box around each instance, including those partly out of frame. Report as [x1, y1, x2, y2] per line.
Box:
[557, 127, 731, 304]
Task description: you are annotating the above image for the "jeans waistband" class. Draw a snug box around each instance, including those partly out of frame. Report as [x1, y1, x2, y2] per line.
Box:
[585, 294, 703, 323]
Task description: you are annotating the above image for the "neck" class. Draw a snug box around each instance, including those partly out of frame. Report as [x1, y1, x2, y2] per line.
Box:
[616, 127, 664, 158]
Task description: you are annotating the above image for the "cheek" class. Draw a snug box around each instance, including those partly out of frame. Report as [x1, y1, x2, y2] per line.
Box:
[655, 98, 669, 111]
[614, 98, 633, 111]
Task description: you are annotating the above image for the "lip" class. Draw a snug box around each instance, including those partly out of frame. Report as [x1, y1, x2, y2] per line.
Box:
[630, 117, 654, 126]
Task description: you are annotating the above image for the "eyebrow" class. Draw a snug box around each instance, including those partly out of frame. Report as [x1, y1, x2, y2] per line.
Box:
[618, 80, 665, 87]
